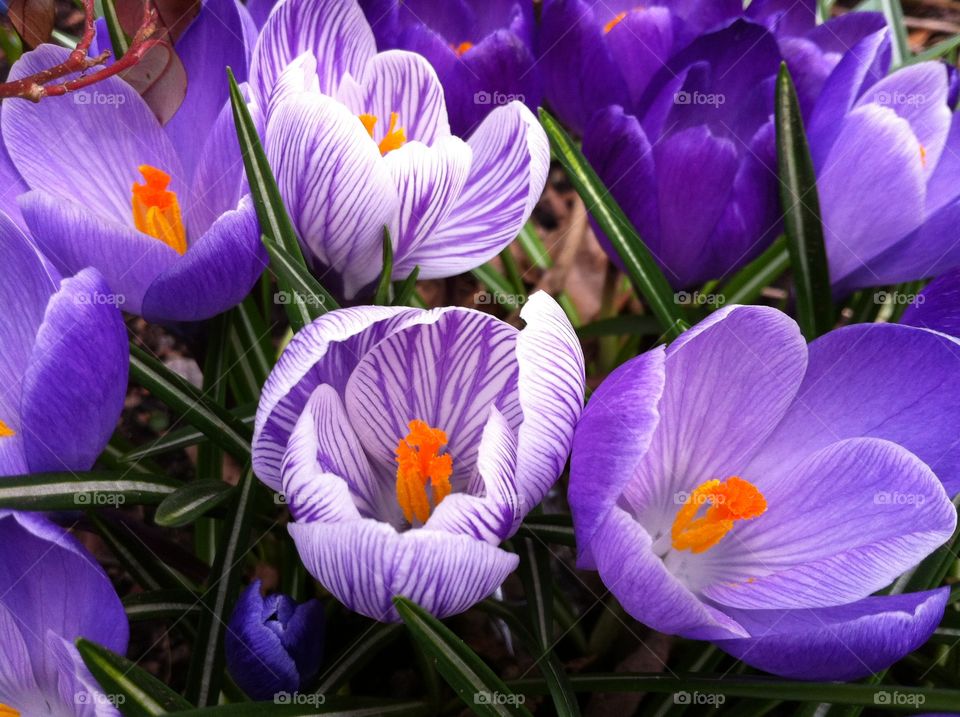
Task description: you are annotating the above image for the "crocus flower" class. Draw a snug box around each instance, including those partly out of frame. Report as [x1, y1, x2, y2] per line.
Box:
[570, 305, 960, 680]
[0, 511, 129, 715]
[1, 0, 266, 323]
[249, 0, 548, 300]
[226, 580, 325, 700]
[252, 292, 584, 620]
[805, 30, 960, 293]
[582, 20, 783, 288]
[0, 211, 127, 475]
[360, 0, 541, 135]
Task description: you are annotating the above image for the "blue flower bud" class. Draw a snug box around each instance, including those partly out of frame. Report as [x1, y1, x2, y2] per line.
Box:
[226, 580, 325, 700]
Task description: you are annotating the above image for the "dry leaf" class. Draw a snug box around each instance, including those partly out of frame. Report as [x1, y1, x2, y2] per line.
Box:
[7, 0, 55, 48]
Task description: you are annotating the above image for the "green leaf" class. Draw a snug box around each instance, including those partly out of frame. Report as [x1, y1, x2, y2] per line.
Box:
[76, 638, 193, 716]
[375, 227, 395, 305]
[123, 590, 202, 622]
[227, 297, 274, 404]
[392, 267, 421, 306]
[117, 406, 256, 464]
[154, 480, 236, 527]
[881, 0, 910, 66]
[166, 698, 430, 716]
[394, 597, 533, 717]
[775, 64, 833, 340]
[472, 262, 515, 300]
[499, 246, 527, 302]
[575, 314, 663, 339]
[718, 236, 789, 306]
[262, 235, 338, 330]
[910, 33, 960, 64]
[517, 222, 551, 271]
[516, 515, 576, 547]
[539, 108, 685, 340]
[89, 513, 191, 592]
[315, 623, 404, 694]
[129, 343, 252, 463]
[99, 0, 130, 56]
[0, 471, 179, 511]
[186, 468, 259, 706]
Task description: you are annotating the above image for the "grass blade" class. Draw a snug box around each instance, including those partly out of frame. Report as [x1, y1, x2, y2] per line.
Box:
[375, 228, 395, 305]
[154, 480, 236, 528]
[0, 471, 178, 511]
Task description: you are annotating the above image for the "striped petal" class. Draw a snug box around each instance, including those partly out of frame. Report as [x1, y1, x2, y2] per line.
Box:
[344, 307, 521, 491]
[407, 101, 548, 279]
[251, 0, 376, 105]
[265, 91, 399, 298]
[289, 518, 518, 620]
[253, 306, 422, 490]
[513, 292, 585, 511]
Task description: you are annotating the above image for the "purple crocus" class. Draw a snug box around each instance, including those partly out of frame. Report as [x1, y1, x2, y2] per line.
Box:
[806, 29, 960, 293]
[0, 0, 266, 323]
[0, 511, 129, 715]
[226, 580, 325, 701]
[360, 0, 541, 136]
[902, 268, 960, 334]
[249, 0, 548, 300]
[581, 20, 782, 288]
[570, 305, 960, 680]
[0, 212, 127, 475]
[252, 292, 584, 620]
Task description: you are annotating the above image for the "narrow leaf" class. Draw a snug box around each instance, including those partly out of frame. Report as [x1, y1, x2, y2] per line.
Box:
[123, 590, 202, 622]
[718, 235, 790, 306]
[775, 64, 833, 339]
[315, 623, 404, 694]
[262, 235, 338, 330]
[118, 406, 256, 464]
[166, 698, 429, 716]
[374, 227, 395, 305]
[392, 267, 421, 306]
[0, 471, 178, 511]
[154, 480, 235, 527]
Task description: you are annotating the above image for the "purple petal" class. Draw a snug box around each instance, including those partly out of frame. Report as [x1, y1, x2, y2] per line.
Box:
[387, 137, 472, 276]
[20, 191, 179, 316]
[48, 633, 121, 717]
[250, 0, 376, 104]
[903, 268, 960, 334]
[21, 268, 128, 473]
[604, 7, 675, 109]
[166, 0, 252, 182]
[704, 438, 955, 610]
[265, 91, 399, 298]
[3, 44, 183, 224]
[343, 308, 520, 491]
[747, 0, 815, 36]
[715, 589, 948, 680]
[0, 114, 27, 228]
[141, 196, 266, 323]
[0, 601, 40, 710]
[253, 306, 422, 490]
[747, 322, 960, 495]
[412, 101, 548, 279]
[288, 518, 518, 620]
[569, 347, 665, 569]
[513, 292, 585, 514]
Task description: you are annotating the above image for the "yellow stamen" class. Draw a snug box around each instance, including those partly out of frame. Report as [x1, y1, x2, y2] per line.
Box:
[920, 143, 928, 167]
[671, 477, 766, 554]
[604, 11, 628, 33]
[358, 112, 407, 155]
[452, 41, 473, 57]
[395, 419, 453, 525]
[0, 420, 14, 438]
[131, 165, 187, 255]
[0, 704, 19, 717]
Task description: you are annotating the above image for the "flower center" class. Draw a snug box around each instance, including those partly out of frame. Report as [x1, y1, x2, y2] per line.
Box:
[670, 477, 766, 554]
[0, 420, 14, 438]
[452, 41, 473, 57]
[131, 165, 187, 255]
[604, 11, 628, 33]
[395, 419, 453, 525]
[359, 112, 407, 155]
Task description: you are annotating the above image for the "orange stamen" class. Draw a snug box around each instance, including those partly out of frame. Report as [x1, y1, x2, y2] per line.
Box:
[358, 112, 407, 155]
[395, 419, 453, 525]
[671, 477, 766, 554]
[920, 143, 928, 168]
[0, 704, 19, 716]
[0, 420, 14, 438]
[131, 165, 187, 255]
[604, 11, 628, 33]
[453, 41, 473, 57]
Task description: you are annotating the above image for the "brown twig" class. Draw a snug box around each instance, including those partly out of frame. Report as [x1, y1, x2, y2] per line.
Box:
[0, 0, 163, 101]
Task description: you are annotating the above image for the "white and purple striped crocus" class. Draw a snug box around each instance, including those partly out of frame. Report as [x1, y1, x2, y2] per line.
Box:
[0, 0, 265, 323]
[252, 292, 584, 620]
[806, 28, 960, 294]
[0, 511, 129, 716]
[249, 0, 548, 300]
[0, 212, 127, 476]
[570, 305, 960, 680]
